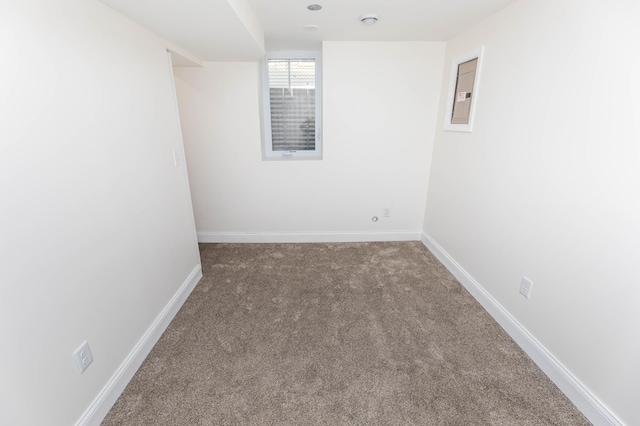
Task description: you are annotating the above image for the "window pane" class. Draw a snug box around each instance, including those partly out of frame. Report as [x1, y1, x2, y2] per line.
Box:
[267, 59, 316, 151]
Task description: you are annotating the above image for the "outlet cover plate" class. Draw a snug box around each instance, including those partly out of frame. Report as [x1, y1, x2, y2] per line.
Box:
[520, 276, 533, 299]
[73, 341, 94, 374]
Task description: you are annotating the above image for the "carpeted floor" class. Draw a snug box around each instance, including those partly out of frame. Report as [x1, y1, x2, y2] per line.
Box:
[102, 242, 590, 425]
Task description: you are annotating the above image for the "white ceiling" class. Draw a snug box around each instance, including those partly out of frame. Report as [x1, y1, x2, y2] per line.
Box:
[100, 0, 518, 61]
[250, 0, 518, 50]
[99, 0, 265, 61]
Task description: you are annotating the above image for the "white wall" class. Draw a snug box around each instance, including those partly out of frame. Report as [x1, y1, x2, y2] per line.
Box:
[424, 0, 640, 424]
[174, 41, 445, 242]
[0, 1, 200, 425]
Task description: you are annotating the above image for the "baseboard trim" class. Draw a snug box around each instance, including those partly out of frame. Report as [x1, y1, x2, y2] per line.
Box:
[75, 264, 203, 426]
[198, 231, 421, 243]
[420, 233, 623, 426]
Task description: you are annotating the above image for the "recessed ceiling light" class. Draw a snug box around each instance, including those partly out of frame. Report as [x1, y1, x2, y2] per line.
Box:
[360, 13, 379, 25]
[304, 24, 319, 31]
[307, 4, 322, 11]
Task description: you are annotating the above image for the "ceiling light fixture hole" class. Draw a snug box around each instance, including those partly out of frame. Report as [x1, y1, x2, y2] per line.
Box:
[360, 13, 379, 25]
[307, 4, 322, 11]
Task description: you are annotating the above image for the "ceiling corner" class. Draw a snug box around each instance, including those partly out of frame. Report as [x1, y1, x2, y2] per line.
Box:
[99, 0, 266, 61]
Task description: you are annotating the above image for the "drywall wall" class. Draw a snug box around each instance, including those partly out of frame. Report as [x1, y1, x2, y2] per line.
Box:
[424, 0, 640, 424]
[0, 1, 200, 425]
[174, 41, 445, 241]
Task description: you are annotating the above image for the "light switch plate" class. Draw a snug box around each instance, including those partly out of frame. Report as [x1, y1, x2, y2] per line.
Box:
[172, 150, 182, 167]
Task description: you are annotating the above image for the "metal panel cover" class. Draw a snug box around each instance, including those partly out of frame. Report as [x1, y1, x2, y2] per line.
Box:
[451, 58, 478, 125]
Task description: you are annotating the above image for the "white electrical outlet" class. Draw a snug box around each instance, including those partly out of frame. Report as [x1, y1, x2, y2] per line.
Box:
[383, 208, 391, 218]
[520, 276, 533, 299]
[73, 341, 94, 374]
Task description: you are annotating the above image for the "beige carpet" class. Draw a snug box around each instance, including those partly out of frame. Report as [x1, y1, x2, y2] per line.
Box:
[102, 242, 590, 425]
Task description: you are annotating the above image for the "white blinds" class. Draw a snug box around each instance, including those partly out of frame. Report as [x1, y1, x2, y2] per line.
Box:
[267, 59, 316, 151]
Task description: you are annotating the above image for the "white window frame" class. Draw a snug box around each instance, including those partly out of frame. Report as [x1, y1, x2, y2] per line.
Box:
[444, 46, 485, 133]
[260, 50, 323, 160]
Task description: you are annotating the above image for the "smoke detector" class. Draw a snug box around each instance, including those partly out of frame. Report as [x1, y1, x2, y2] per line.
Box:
[360, 13, 378, 25]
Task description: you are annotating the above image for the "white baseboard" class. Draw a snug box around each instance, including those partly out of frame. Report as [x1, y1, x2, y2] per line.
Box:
[420, 233, 623, 426]
[74, 234, 623, 425]
[197, 231, 421, 243]
[75, 264, 203, 426]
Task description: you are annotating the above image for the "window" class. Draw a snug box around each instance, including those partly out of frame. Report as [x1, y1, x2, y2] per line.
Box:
[261, 51, 322, 159]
